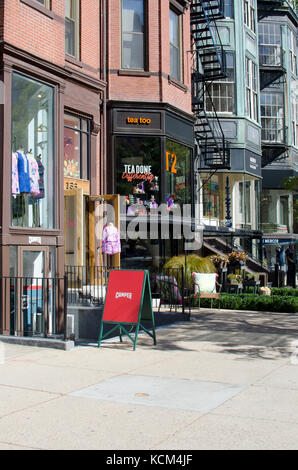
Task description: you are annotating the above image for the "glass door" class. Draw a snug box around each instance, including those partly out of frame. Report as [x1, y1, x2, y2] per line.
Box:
[16, 247, 51, 337]
[64, 188, 84, 267]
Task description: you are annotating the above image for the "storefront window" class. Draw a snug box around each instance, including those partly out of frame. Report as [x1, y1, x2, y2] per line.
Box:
[11, 73, 54, 229]
[202, 178, 220, 218]
[115, 136, 161, 215]
[165, 140, 192, 210]
[64, 114, 90, 180]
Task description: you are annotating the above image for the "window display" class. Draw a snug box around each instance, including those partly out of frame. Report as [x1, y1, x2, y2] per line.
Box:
[11, 73, 54, 228]
[203, 178, 220, 218]
[115, 136, 161, 215]
[165, 140, 192, 210]
[64, 114, 90, 180]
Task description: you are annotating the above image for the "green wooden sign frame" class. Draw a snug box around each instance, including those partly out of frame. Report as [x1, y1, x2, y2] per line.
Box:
[98, 270, 156, 351]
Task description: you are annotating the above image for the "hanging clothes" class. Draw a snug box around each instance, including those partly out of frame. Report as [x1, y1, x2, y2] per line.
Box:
[35, 158, 45, 199]
[11, 152, 20, 195]
[17, 151, 31, 193]
[101, 223, 121, 255]
[27, 153, 40, 196]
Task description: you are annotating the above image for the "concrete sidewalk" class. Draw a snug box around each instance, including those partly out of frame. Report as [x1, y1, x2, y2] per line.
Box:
[1, 308, 298, 450]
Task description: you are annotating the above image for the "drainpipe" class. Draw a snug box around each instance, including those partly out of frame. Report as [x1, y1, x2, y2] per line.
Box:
[102, 0, 107, 195]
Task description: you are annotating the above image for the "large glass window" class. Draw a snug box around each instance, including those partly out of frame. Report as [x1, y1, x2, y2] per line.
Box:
[202, 177, 220, 219]
[65, 0, 80, 58]
[261, 92, 284, 142]
[244, 0, 256, 33]
[259, 23, 282, 67]
[122, 0, 145, 70]
[223, 0, 234, 18]
[289, 29, 297, 75]
[246, 57, 258, 122]
[115, 136, 161, 216]
[170, 9, 182, 81]
[11, 73, 54, 229]
[64, 114, 90, 180]
[166, 140, 192, 209]
[206, 53, 235, 114]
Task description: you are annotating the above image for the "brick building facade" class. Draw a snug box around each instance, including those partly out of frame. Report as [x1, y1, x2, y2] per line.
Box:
[0, 0, 106, 335]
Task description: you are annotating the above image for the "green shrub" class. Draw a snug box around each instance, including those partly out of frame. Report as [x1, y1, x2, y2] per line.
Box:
[270, 287, 298, 297]
[191, 294, 298, 313]
[164, 254, 216, 289]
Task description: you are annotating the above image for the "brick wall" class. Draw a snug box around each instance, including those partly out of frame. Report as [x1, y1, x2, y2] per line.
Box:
[0, 1, 4, 40]
[3, 0, 101, 78]
[107, 0, 192, 115]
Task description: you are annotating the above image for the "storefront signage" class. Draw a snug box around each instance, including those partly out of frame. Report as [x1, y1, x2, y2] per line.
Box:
[122, 164, 155, 183]
[166, 152, 177, 174]
[64, 177, 90, 195]
[114, 110, 162, 133]
[126, 117, 152, 125]
[98, 270, 156, 351]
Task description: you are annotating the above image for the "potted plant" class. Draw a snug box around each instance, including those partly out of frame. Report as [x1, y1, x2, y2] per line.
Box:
[209, 254, 229, 270]
[228, 274, 242, 285]
[228, 251, 248, 265]
[245, 273, 260, 283]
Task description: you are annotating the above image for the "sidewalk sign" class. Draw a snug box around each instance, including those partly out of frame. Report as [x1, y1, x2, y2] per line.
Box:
[98, 270, 156, 351]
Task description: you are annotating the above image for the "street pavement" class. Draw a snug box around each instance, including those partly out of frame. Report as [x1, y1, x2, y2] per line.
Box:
[1, 308, 298, 450]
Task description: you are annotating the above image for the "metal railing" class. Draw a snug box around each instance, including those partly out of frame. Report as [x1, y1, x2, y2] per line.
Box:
[0, 276, 66, 338]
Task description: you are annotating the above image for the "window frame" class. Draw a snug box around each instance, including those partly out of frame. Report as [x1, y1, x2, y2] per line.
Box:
[246, 57, 259, 122]
[169, 7, 183, 83]
[260, 91, 284, 143]
[121, 0, 147, 71]
[206, 52, 236, 115]
[65, 0, 81, 59]
[64, 113, 91, 181]
[244, 0, 256, 34]
[35, 0, 50, 8]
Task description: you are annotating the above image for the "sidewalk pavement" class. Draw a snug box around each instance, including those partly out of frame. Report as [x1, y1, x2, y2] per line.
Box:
[1, 308, 298, 450]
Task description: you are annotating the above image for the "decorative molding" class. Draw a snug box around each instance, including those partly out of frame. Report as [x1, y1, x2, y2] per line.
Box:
[20, 0, 54, 19]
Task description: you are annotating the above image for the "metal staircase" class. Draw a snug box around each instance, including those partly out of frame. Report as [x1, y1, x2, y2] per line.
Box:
[191, 0, 230, 170]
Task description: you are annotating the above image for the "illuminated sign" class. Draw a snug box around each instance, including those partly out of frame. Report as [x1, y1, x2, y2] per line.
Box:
[166, 151, 177, 174]
[126, 117, 152, 125]
[122, 164, 155, 183]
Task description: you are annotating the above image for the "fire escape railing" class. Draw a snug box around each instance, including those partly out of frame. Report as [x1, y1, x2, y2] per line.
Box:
[191, 0, 231, 170]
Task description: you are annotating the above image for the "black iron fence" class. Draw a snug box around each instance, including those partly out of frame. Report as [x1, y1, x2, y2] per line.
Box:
[65, 265, 188, 315]
[0, 267, 190, 339]
[0, 276, 66, 338]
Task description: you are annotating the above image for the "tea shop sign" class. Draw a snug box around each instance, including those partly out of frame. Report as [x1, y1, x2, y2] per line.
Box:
[122, 164, 155, 183]
[126, 116, 152, 125]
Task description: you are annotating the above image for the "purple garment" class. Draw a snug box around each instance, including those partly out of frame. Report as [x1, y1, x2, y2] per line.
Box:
[12, 152, 20, 195]
[101, 224, 121, 255]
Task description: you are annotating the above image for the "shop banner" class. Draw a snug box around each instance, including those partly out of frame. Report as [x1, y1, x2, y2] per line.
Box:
[98, 270, 156, 351]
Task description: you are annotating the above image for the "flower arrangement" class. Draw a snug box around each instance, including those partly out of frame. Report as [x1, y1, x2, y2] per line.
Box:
[210, 254, 229, 268]
[228, 251, 248, 263]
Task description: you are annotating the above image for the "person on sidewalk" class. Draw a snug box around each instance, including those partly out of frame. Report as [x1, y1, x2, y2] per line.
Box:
[286, 243, 296, 288]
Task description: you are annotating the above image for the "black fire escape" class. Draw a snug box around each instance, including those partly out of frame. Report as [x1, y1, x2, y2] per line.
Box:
[190, 0, 230, 170]
[258, 0, 297, 167]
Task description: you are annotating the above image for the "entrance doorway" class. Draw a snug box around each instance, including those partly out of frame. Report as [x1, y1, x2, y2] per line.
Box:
[9, 246, 56, 337]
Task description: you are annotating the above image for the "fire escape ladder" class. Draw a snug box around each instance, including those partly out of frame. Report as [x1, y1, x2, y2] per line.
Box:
[190, 0, 226, 80]
[191, 0, 230, 170]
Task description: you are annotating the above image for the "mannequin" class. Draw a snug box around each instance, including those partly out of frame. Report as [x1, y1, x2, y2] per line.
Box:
[101, 222, 121, 267]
